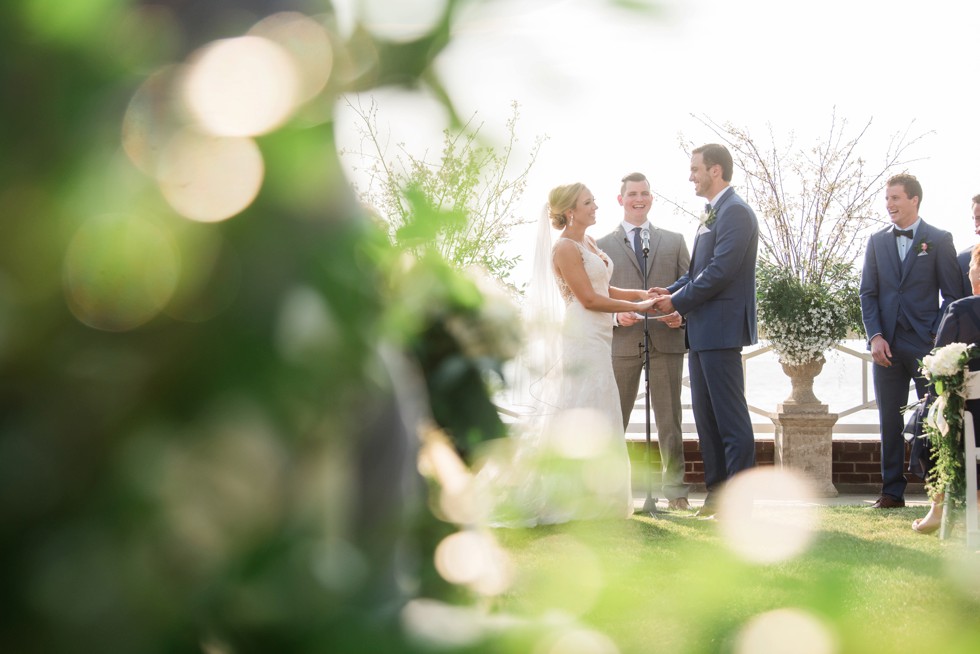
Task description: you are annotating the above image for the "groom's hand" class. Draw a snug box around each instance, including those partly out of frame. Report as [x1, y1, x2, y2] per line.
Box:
[648, 287, 669, 297]
[656, 311, 683, 329]
[652, 294, 675, 314]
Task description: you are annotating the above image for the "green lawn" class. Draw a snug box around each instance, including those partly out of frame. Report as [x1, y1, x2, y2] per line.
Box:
[487, 506, 980, 653]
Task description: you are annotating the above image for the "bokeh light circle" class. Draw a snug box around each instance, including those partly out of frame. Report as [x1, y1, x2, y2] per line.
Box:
[434, 530, 513, 595]
[943, 547, 980, 602]
[547, 409, 615, 459]
[64, 215, 179, 331]
[734, 608, 837, 654]
[361, 0, 447, 42]
[156, 129, 264, 223]
[401, 599, 484, 649]
[121, 66, 182, 176]
[248, 12, 333, 103]
[535, 628, 620, 654]
[182, 36, 299, 137]
[718, 467, 819, 564]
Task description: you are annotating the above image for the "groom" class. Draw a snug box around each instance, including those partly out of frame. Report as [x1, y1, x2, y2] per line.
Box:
[652, 144, 759, 517]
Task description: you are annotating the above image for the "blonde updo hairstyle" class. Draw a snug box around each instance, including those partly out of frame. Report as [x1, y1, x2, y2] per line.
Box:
[548, 183, 587, 230]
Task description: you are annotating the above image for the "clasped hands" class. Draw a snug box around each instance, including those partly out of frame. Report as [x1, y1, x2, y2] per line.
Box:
[618, 288, 682, 329]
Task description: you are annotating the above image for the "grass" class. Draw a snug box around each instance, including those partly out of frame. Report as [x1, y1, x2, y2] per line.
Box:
[487, 506, 980, 653]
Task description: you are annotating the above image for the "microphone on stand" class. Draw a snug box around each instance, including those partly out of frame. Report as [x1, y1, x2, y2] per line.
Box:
[636, 225, 657, 516]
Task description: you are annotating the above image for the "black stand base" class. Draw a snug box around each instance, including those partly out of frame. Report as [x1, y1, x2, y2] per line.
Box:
[634, 495, 660, 516]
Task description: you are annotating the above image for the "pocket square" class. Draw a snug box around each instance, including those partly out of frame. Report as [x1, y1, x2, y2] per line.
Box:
[917, 251, 928, 257]
[697, 225, 711, 236]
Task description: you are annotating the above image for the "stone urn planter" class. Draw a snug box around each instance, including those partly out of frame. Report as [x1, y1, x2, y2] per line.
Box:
[781, 356, 825, 405]
[772, 354, 839, 497]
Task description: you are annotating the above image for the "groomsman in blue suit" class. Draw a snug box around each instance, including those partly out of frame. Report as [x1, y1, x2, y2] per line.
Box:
[860, 174, 962, 509]
[955, 194, 980, 296]
[652, 144, 758, 517]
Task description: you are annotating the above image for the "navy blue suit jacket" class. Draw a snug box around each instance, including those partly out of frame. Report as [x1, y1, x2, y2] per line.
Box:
[668, 187, 758, 352]
[936, 295, 980, 349]
[859, 220, 961, 349]
[957, 245, 974, 298]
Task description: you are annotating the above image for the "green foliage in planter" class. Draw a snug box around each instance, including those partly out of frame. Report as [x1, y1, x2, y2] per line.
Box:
[757, 262, 858, 365]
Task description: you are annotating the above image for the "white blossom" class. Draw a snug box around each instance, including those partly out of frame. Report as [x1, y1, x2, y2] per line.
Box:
[761, 298, 849, 366]
[922, 342, 972, 378]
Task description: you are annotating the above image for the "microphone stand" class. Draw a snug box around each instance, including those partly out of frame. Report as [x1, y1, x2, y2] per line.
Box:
[639, 240, 659, 516]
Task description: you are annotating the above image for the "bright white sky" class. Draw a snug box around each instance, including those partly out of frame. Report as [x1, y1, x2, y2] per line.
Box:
[335, 0, 980, 287]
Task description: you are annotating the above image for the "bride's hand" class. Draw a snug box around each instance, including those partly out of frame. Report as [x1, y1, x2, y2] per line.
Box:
[634, 298, 657, 312]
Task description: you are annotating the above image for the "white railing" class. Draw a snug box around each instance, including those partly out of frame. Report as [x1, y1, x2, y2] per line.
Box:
[626, 342, 882, 437]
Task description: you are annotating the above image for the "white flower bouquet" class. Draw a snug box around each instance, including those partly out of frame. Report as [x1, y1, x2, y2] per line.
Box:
[919, 342, 980, 509]
[756, 265, 853, 366]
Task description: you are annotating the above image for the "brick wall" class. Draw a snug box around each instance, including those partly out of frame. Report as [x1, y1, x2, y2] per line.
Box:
[627, 438, 924, 494]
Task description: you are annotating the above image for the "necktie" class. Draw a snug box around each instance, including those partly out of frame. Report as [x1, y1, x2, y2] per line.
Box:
[632, 227, 645, 270]
[893, 228, 913, 239]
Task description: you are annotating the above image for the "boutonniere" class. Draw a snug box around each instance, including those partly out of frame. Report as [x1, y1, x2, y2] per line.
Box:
[699, 207, 717, 229]
[916, 240, 932, 256]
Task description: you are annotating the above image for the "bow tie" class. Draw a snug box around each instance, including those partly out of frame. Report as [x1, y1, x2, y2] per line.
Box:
[893, 228, 914, 239]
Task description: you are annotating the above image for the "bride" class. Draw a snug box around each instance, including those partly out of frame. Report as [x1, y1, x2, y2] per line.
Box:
[477, 183, 656, 526]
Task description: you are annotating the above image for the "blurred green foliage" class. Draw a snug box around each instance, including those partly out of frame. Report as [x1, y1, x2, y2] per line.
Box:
[0, 0, 493, 651]
[20, 2, 910, 654]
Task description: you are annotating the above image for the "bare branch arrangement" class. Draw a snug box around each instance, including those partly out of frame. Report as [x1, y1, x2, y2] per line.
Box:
[681, 112, 931, 362]
[690, 111, 931, 287]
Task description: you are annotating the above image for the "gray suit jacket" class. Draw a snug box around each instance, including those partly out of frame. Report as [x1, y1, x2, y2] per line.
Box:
[597, 224, 690, 356]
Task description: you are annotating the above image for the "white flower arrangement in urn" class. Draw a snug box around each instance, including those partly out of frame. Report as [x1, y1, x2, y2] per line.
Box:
[756, 263, 856, 367]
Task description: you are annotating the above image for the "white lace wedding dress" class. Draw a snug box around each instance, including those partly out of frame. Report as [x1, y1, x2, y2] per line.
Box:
[476, 236, 633, 527]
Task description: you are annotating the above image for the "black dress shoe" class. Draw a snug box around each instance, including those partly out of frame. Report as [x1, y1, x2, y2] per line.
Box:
[869, 495, 905, 509]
